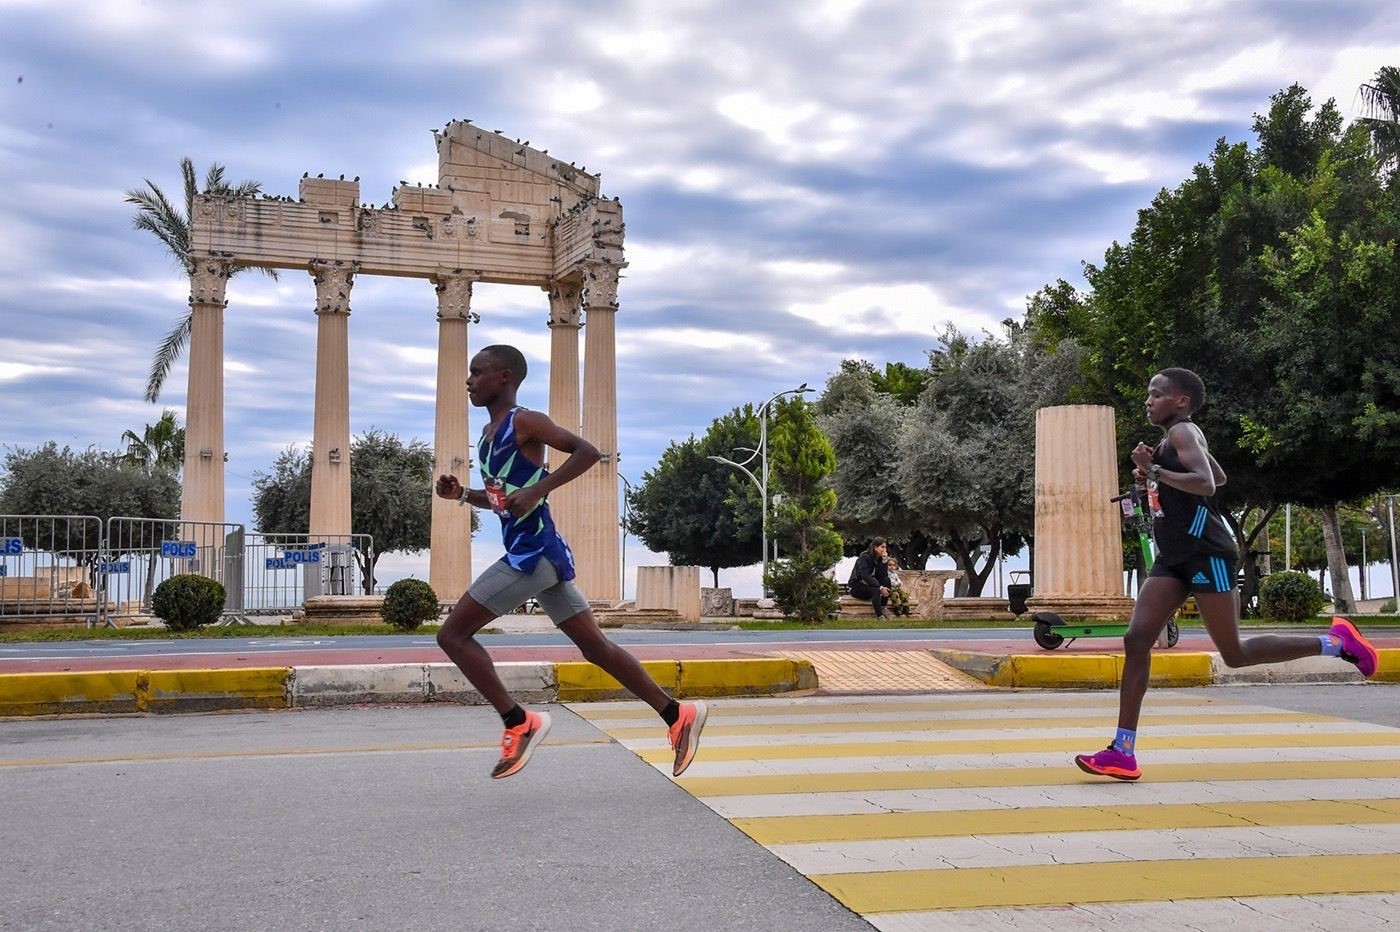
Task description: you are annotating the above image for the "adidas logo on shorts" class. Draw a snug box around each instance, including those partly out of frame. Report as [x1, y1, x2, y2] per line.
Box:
[1191, 572, 1210, 585]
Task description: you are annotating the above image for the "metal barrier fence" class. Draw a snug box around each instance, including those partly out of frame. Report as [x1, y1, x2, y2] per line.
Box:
[103, 517, 247, 626]
[0, 515, 106, 627]
[241, 533, 374, 615]
[1, 516, 376, 627]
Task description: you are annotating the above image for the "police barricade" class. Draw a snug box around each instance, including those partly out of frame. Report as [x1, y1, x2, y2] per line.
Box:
[241, 533, 375, 616]
[103, 517, 246, 626]
[0, 515, 106, 628]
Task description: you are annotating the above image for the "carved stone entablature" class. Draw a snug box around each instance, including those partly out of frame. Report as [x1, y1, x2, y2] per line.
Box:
[310, 261, 356, 315]
[189, 259, 231, 308]
[434, 274, 474, 320]
[547, 280, 582, 327]
[197, 196, 244, 225]
[356, 207, 385, 236]
[582, 262, 618, 310]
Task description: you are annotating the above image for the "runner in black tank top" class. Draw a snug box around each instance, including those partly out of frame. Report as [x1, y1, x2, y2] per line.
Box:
[1075, 368, 1378, 782]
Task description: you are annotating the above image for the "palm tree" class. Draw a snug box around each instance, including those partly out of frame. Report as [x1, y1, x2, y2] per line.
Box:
[1359, 65, 1400, 172]
[120, 410, 185, 471]
[125, 158, 279, 403]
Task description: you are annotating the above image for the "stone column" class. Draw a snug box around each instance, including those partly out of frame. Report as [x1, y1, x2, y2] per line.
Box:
[546, 280, 583, 550]
[180, 259, 230, 524]
[575, 263, 621, 603]
[1026, 405, 1135, 620]
[308, 262, 354, 536]
[428, 275, 474, 601]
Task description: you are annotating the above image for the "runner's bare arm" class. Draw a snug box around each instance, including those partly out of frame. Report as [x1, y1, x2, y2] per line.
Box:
[506, 410, 600, 509]
[435, 474, 490, 508]
[1158, 422, 1220, 496]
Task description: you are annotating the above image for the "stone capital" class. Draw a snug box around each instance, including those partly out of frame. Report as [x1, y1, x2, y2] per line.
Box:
[309, 261, 355, 316]
[581, 262, 619, 311]
[433, 274, 474, 321]
[188, 259, 231, 308]
[547, 280, 583, 328]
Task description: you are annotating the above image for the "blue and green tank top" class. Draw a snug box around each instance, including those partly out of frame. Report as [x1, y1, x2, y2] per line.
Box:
[478, 407, 576, 579]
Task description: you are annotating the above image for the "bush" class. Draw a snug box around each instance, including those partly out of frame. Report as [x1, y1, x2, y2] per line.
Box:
[1258, 570, 1326, 622]
[765, 551, 840, 622]
[381, 578, 441, 631]
[151, 574, 227, 631]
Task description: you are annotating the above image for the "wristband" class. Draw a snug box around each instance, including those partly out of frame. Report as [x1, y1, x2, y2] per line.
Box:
[1148, 464, 1161, 483]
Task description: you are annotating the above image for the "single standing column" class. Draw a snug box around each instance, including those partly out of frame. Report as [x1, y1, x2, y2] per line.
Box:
[1026, 404, 1135, 620]
[577, 263, 621, 603]
[180, 259, 230, 524]
[308, 262, 354, 536]
[546, 280, 583, 550]
[429, 275, 474, 601]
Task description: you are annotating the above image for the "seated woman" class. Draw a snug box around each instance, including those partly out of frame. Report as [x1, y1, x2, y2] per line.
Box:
[848, 538, 893, 618]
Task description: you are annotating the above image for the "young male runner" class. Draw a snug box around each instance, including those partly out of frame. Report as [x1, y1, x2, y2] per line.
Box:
[434, 344, 706, 779]
[1075, 368, 1378, 781]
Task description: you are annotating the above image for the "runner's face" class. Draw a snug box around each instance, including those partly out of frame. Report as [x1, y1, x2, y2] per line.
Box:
[1145, 375, 1184, 426]
[467, 354, 511, 407]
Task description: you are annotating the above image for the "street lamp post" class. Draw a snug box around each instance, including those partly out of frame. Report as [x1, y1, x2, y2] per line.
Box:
[1361, 525, 1368, 602]
[1389, 495, 1399, 609]
[619, 474, 634, 603]
[707, 383, 814, 594]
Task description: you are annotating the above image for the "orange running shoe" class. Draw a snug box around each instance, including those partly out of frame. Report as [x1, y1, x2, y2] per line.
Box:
[667, 700, 708, 777]
[491, 709, 552, 779]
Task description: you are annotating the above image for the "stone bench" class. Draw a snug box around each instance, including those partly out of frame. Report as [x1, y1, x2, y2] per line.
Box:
[299, 595, 389, 626]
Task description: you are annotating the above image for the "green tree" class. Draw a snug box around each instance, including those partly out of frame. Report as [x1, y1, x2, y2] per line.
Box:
[626, 406, 762, 586]
[1029, 80, 1400, 609]
[120, 410, 185, 471]
[125, 158, 278, 402]
[0, 443, 179, 571]
[250, 431, 467, 593]
[763, 397, 842, 620]
[1359, 65, 1400, 174]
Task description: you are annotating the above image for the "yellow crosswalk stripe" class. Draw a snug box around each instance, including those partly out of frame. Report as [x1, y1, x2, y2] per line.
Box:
[636, 730, 1400, 763]
[573, 693, 1226, 720]
[812, 852, 1400, 913]
[734, 796, 1400, 844]
[677, 758, 1400, 797]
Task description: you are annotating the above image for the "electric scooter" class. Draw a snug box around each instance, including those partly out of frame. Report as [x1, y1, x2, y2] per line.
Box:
[1024, 486, 1180, 650]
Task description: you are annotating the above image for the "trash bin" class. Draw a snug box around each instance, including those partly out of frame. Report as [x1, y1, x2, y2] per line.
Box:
[1007, 581, 1033, 616]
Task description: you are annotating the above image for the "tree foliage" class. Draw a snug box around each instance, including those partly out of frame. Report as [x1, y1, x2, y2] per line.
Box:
[626, 406, 763, 586]
[1028, 78, 1400, 608]
[125, 158, 278, 402]
[763, 397, 842, 619]
[250, 430, 460, 593]
[0, 442, 180, 561]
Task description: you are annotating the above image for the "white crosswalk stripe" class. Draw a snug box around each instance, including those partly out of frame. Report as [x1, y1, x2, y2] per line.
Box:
[572, 691, 1400, 928]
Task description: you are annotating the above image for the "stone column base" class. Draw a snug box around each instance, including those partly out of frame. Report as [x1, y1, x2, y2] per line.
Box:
[1025, 596, 1136, 621]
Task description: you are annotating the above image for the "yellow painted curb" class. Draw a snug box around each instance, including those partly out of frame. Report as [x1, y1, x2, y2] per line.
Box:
[1376, 648, 1400, 683]
[555, 660, 681, 701]
[554, 658, 817, 701]
[0, 671, 142, 716]
[141, 668, 291, 712]
[677, 658, 819, 697]
[0, 668, 292, 716]
[932, 650, 1214, 689]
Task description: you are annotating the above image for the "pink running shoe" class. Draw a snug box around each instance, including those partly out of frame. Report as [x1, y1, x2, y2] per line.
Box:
[1331, 617, 1379, 679]
[667, 700, 708, 777]
[1074, 746, 1141, 781]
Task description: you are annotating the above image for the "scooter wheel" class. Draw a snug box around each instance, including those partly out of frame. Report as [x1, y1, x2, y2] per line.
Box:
[1033, 619, 1065, 650]
[1166, 619, 1180, 648]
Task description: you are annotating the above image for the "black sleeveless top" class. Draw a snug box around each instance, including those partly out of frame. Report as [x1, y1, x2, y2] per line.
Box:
[1151, 430, 1238, 564]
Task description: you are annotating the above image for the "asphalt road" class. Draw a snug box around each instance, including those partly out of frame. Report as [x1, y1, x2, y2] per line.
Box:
[3, 684, 1396, 931]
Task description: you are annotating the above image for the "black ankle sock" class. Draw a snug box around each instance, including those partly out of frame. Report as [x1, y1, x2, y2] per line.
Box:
[661, 700, 680, 727]
[502, 705, 527, 729]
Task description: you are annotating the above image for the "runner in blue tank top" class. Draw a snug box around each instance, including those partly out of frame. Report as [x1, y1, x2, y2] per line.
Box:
[1076, 368, 1378, 781]
[435, 344, 706, 780]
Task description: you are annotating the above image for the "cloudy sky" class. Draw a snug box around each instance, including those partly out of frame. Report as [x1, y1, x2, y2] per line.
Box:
[1, 0, 1396, 596]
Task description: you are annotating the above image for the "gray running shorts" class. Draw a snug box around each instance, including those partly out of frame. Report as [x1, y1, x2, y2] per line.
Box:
[467, 558, 590, 626]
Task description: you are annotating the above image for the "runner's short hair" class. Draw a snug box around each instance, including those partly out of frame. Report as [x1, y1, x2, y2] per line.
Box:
[481, 344, 528, 386]
[1158, 367, 1206, 413]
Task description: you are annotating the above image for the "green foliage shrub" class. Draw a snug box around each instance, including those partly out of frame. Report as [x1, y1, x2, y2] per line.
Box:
[381, 578, 441, 631]
[765, 551, 841, 622]
[1258, 570, 1326, 621]
[151, 574, 227, 631]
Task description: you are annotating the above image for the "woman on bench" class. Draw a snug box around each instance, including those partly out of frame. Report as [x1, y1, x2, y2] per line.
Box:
[848, 538, 893, 619]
